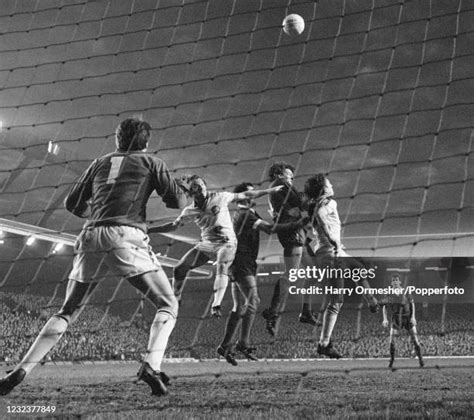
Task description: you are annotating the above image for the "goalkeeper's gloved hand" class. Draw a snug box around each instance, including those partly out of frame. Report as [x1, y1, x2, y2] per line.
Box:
[211, 305, 222, 318]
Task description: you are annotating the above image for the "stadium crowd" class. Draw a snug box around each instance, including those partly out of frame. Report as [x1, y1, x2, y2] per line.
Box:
[1, 291, 472, 364]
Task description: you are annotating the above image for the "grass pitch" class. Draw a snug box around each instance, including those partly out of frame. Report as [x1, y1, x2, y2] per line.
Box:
[0, 358, 472, 419]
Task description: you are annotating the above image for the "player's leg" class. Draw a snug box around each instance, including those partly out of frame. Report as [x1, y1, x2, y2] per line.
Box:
[343, 255, 379, 312]
[389, 325, 398, 369]
[0, 279, 96, 395]
[211, 243, 236, 310]
[316, 295, 328, 327]
[217, 281, 242, 366]
[409, 324, 424, 367]
[128, 269, 179, 394]
[278, 245, 302, 316]
[236, 275, 260, 361]
[299, 250, 316, 324]
[107, 225, 178, 395]
[299, 280, 317, 325]
[173, 247, 209, 301]
[238, 275, 259, 348]
[263, 245, 302, 336]
[317, 277, 343, 359]
[220, 282, 244, 348]
[0, 226, 104, 395]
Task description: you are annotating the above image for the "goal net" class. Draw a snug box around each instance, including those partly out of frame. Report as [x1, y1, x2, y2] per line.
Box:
[0, 0, 472, 364]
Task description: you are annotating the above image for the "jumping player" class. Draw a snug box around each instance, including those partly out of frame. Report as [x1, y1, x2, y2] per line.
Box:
[217, 182, 308, 365]
[149, 176, 283, 316]
[382, 273, 424, 369]
[262, 162, 315, 337]
[0, 118, 188, 396]
[304, 173, 380, 359]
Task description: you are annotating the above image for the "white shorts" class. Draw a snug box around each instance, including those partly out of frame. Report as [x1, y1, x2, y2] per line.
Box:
[69, 225, 161, 283]
[195, 241, 237, 264]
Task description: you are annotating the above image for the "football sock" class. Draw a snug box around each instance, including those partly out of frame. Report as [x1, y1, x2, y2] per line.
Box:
[390, 342, 396, 360]
[240, 310, 256, 348]
[212, 274, 229, 307]
[221, 311, 241, 349]
[269, 278, 282, 314]
[274, 278, 289, 315]
[301, 302, 311, 315]
[300, 277, 313, 313]
[414, 343, 422, 360]
[319, 304, 339, 346]
[145, 311, 176, 372]
[18, 315, 68, 375]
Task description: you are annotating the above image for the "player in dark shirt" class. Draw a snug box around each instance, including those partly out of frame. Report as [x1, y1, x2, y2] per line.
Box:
[217, 182, 308, 365]
[262, 161, 315, 337]
[382, 273, 424, 368]
[0, 118, 188, 397]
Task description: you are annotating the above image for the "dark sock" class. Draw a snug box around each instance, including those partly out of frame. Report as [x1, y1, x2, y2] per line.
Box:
[269, 279, 281, 314]
[414, 343, 422, 360]
[220, 311, 241, 349]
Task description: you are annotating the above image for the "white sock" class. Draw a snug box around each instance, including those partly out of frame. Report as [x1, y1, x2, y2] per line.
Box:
[144, 312, 176, 372]
[319, 306, 339, 347]
[212, 274, 229, 307]
[19, 315, 68, 375]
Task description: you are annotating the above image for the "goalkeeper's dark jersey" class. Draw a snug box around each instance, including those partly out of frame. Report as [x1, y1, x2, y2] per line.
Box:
[65, 151, 186, 232]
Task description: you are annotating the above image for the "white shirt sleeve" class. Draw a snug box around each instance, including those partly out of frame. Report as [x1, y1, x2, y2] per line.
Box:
[220, 191, 237, 206]
[179, 205, 197, 220]
[253, 219, 264, 229]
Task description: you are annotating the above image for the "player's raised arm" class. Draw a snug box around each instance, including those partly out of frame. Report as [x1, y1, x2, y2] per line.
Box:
[153, 162, 189, 209]
[148, 219, 181, 233]
[255, 216, 310, 235]
[234, 184, 284, 201]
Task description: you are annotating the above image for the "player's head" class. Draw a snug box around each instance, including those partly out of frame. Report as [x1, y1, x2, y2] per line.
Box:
[269, 161, 295, 185]
[234, 182, 255, 206]
[115, 118, 151, 152]
[304, 173, 333, 199]
[391, 273, 402, 288]
[188, 175, 207, 199]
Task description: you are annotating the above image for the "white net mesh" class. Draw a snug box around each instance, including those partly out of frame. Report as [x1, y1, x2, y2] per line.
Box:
[0, 0, 473, 364]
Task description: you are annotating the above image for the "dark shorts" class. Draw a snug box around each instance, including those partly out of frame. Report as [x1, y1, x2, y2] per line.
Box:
[392, 313, 414, 331]
[277, 227, 305, 249]
[231, 254, 257, 281]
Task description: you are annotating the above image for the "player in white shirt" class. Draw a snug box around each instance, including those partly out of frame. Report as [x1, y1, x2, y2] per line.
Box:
[304, 174, 380, 359]
[149, 175, 283, 316]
